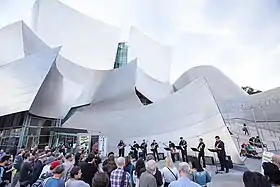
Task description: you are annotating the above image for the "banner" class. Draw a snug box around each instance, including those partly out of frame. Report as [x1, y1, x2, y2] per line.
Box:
[98, 135, 107, 157]
[261, 151, 274, 174]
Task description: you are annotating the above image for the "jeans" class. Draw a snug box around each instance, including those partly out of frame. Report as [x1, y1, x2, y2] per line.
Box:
[11, 171, 20, 187]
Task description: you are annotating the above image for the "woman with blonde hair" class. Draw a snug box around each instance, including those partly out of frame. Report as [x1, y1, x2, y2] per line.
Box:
[161, 157, 178, 187]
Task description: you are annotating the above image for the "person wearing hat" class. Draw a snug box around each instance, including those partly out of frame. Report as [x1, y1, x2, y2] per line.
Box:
[39, 156, 56, 178]
[31, 161, 62, 187]
[41, 164, 65, 187]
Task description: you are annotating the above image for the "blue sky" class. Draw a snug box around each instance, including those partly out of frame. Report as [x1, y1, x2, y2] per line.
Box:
[1, 0, 280, 91]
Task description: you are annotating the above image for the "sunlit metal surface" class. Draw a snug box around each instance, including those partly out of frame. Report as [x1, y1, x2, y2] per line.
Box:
[128, 27, 172, 82]
[63, 78, 241, 164]
[0, 48, 60, 117]
[32, 0, 121, 70]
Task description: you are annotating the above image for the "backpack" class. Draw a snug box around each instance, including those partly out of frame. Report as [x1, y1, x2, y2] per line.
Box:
[31, 172, 52, 187]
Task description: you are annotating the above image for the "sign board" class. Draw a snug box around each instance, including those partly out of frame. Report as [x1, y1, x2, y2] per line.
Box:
[261, 151, 274, 174]
[98, 135, 107, 157]
[78, 134, 90, 151]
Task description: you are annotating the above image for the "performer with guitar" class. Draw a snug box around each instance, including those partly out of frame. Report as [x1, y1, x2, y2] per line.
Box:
[197, 138, 206, 167]
[169, 141, 176, 163]
[179, 137, 188, 162]
[215, 136, 229, 173]
[151, 140, 159, 161]
[140, 140, 147, 160]
[131, 141, 140, 160]
[117, 140, 126, 157]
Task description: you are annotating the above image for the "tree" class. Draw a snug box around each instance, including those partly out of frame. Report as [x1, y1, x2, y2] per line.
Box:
[242, 86, 262, 95]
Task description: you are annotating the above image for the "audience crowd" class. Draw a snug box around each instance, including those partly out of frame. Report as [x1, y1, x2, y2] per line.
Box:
[0, 145, 278, 187]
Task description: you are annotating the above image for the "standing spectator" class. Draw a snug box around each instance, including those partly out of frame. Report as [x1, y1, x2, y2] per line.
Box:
[31, 161, 60, 187]
[11, 149, 25, 187]
[242, 124, 249, 135]
[103, 152, 114, 167]
[105, 155, 117, 177]
[161, 157, 178, 187]
[146, 155, 163, 187]
[65, 166, 90, 187]
[19, 153, 34, 187]
[39, 156, 56, 178]
[0, 155, 11, 187]
[133, 159, 145, 187]
[189, 160, 211, 186]
[139, 160, 157, 187]
[92, 165, 110, 187]
[79, 153, 99, 186]
[29, 156, 44, 185]
[124, 156, 134, 187]
[169, 162, 200, 187]
[61, 153, 74, 182]
[243, 171, 270, 187]
[42, 165, 65, 187]
[110, 157, 130, 187]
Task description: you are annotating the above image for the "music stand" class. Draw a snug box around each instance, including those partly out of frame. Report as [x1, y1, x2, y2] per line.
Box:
[208, 148, 222, 174]
[191, 147, 199, 158]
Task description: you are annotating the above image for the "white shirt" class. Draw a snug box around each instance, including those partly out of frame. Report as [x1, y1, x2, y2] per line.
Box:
[133, 171, 140, 187]
[161, 166, 178, 183]
[40, 165, 50, 177]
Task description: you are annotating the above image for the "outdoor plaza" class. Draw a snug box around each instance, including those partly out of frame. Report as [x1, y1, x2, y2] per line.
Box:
[1, 0, 280, 186]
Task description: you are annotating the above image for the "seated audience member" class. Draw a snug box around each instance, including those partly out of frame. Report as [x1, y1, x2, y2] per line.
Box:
[243, 171, 271, 187]
[161, 157, 178, 187]
[133, 158, 146, 187]
[169, 162, 200, 187]
[189, 160, 211, 186]
[65, 166, 90, 187]
[146, 155, 163, 187]
[92, 166, 110, 187]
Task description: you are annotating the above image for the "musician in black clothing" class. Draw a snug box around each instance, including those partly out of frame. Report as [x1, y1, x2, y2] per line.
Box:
[215, 136, 229, 173]
[197, 138, 206, 167]
[179, 137, 188, 162]
[169, 141, 176, 163]
[132, 141, 140, 160]
[140, 140, 147, 160]
[151, 140, 159, 161]
[117, 140, 126, 157]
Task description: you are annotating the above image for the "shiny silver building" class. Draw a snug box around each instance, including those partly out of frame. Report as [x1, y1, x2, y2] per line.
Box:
[0, 0, 280, 164]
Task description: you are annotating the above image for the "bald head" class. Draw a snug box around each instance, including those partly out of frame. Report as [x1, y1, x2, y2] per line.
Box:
[146, 160, 157, 174]
[178, 162, 190, 176]
[116, 157, 125, 168]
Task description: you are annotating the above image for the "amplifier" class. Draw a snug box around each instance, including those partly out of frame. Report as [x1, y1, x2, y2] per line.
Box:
[205, 156, 215, 165]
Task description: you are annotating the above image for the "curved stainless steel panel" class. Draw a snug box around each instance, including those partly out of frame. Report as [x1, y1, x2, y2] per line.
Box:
[29, 61, 82, 119]
[174, 65, 247, 101]
[32, 0, 121, 70]
[0, 47, 60, 117]
[64, 78, 241, 164]
[136, 67, 174, 102]
[128, 27, 172, 82]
